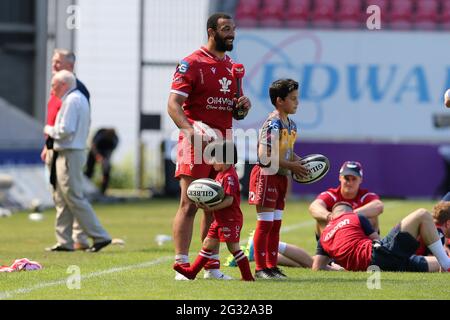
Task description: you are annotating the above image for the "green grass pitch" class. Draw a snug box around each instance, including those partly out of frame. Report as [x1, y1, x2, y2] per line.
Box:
[0, 199, 449, 300]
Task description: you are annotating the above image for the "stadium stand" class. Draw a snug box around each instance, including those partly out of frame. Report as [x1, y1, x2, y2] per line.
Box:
[368, 0, 389, 12]
[336, 0, 363, 29]
[414, 0, 440, 30]
[235, 0, 260, 27]
[259, 0, 285, 28]
[0, 98, 49, 210]
[389, 0, 414, 30]
[310, 0, 336, 28]
[441, 0, 450, 30]
[285, 0, 311, 28]
[233, 0, 447, 30]
[0, 97, 43, 152]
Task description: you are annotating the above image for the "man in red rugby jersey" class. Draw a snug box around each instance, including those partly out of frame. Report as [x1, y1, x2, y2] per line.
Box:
[309, 161, 384, 237]
[168, 13, 251, 280]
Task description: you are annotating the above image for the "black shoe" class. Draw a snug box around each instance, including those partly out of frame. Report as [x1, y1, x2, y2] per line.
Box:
[270, 267, 287, 279]
[45, 244, 74, 252]
[255, 268, 275, 279]
[85, 239, 112, 252]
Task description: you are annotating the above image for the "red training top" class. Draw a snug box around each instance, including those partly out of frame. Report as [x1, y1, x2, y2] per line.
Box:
[318, 212, 374, 271]
[213, 165, 243, 225]
[170, 46, 239, 137]
[317, 186, 380, 210]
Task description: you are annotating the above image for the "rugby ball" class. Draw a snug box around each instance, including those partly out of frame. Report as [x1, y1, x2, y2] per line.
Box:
[445, 89, 450, 108]
[192, 121, 219, 141]
[292, 154, 330, 184]
[187, 178, 225, 206]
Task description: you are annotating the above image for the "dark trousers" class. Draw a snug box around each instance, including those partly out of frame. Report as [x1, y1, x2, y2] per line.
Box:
[84, 151, 111, 194]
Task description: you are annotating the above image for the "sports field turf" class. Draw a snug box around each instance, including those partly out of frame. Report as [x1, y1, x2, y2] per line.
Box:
[0, 199, 449, 300]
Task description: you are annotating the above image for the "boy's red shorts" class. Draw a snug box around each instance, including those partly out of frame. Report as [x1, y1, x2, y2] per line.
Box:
[207, 220, 242, 242]
[248, 165, 287, 210]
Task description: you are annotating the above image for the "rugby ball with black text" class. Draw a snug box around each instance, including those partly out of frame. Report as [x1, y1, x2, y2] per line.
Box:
[187, 178, 225, 206]
[292, 154, 330, 184]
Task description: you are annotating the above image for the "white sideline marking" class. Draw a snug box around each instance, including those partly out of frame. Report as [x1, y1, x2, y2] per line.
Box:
[280, 220, 314, 233]
[0, 218, 323, 299]
[0, 256, 171, 300]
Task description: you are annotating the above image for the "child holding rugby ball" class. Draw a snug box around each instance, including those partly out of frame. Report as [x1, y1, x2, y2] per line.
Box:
[174, 140, 254, 281]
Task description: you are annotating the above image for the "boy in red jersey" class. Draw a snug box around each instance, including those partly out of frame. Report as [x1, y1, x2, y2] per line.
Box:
[168, 12, 251, 280]
[248, 79, 308, 279]
[313, 202, 450, 272]
[174, 141, 254, 281]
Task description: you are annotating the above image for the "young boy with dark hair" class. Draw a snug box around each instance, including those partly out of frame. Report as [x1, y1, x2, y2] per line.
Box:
[174, 140, 254, 281]
[248, 79, 308, 279]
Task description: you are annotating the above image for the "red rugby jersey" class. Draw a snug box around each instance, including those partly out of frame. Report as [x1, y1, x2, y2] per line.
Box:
[213, 165, 243, 224]
[317, 186, 380, 211]
[170, 47, 239, 136]
[318, 213, 374, 271]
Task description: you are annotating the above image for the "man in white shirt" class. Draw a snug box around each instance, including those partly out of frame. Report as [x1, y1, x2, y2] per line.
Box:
[42, 49, 91, 251]
[44, 70, 111, 252]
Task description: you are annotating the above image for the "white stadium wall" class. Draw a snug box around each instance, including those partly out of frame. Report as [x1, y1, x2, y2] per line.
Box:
[231, 29, 450, 142]
[75, 0, 140, 163]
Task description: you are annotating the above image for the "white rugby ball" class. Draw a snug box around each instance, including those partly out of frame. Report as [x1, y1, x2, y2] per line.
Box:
[187, 178, 225, 206]
[292, 154, 330, 184]
[445, 89, 450, 108]
[192, 121, 219, 141]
